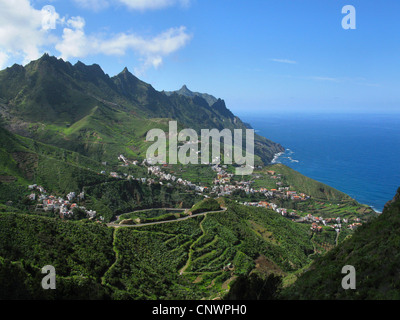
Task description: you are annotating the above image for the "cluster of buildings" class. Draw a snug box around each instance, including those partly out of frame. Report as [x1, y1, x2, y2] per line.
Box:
[212, 164, 234, 185]
[118, 154, 139, 167]
[101, 155, 364, 233]
[100, 155, 211, 194]
[304, 213, 363, 232]
[210, 165, 311, 201]
[242, 201, 300, 219]
[27, 185, 100, 220]
[148, 166, 209, 193]
[348, 222, 363, 230]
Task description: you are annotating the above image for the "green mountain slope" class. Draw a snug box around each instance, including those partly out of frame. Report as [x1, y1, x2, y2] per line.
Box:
[0, 54, 284, 164]
[0, 125, 106, 206]
[0, 213, 113, 300]
[0, 126, 202, 221]
[281, 187, 400, 300]
[0, 201, 321, 300]
[264, 164, 352, 201]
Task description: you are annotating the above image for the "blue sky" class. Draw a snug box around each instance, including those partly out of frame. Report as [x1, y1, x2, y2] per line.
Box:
[1, 0, 400, 113]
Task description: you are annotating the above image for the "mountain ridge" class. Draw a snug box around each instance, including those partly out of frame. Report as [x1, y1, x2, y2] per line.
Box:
[164, 84, 219, 107]
[0, 54, 284, 165]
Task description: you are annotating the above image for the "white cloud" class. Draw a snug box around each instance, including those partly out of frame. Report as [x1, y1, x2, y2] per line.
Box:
[270, 58, 297, 64]
[0, 51, 9, 70]
[0, 1, 192, 74]
[55, 17, 88, 59]
[73, 0, 190, 11]
[56, 17, 192, 74]
[0, 0, 61, 67]
[72, 0, 110, 11]
[118, 0, 190, 10]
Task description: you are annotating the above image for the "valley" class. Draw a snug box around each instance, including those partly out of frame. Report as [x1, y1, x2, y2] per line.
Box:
[0, 55, 389, 301]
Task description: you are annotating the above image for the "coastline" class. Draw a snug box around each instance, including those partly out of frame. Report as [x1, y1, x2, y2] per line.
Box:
[242, 113, 399, 214]
[271, 151, 285, 164]
[268, 148, 382, 215]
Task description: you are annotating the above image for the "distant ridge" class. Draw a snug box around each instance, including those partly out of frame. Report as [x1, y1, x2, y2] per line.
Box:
[164, 85, 218, 107]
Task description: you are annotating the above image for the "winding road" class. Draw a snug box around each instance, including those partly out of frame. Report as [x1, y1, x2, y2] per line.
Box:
[106, 207, 227, 228]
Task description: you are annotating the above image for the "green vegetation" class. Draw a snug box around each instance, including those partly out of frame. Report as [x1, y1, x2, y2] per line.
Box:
[0, 213, 114, 278]
[260, 164, 351, 201]
[165, 164, 217, 186]
[0, 185, 396, 300]
[103, 203, 317, 299]
[224, 272, 282, 300]
[0, 55, 392, 301]
[281, 187, 400, 300]
[103, 218, 204, 299]
[190, 198, 221, 214]
[0, 257, 109, 300]
[0, 212, 114, 299]
[86, 180, 203, 222]
[0, 201, 321, 300]
[117, 208, 187, 224]
[0, 125, 204, 222]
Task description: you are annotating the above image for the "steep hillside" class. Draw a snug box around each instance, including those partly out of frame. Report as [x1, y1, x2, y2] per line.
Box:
[0, 125, 106, 206]
[0, 126, 201, 221]
[281, 187, 400, 300]
[264, 164, 352, 201]
[0, 213, 113, 300]
[0, 201, 320, 300]
[0, 54, 283, 164]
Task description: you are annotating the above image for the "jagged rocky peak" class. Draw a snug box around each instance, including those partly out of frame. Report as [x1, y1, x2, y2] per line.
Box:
[116, 66, 140, 81]
[164, 84, 218, 107]
[121, 67, 130, 74]
[74, 60, 106, 75]
[180, 84, 191, 92]
[37, 53, 68, 66]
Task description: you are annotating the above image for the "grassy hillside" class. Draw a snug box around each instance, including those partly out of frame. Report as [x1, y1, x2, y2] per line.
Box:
[0, 200, 337, 300]
[0, 213, 114, 299]
[262, 164, 351, 201]
[281, 187, 400, 300]
[85, 179, 204, 222]
[0, 126, 204, 220]
[0, 126, 107, 208]
[103, 202, 318, 299]
[189, 198, 221, 214]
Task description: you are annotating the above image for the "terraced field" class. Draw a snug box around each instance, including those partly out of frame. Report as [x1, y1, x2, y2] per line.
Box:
[295, 199, 375, 220]
[101, 203, 321, 299]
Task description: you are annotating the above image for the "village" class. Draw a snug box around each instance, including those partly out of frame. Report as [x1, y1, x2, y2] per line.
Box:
[25, 153, 363, 232]
[27, 184, 101, 221]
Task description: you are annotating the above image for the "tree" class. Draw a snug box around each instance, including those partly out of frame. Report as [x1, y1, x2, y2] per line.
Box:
[224, 272, 282, 300]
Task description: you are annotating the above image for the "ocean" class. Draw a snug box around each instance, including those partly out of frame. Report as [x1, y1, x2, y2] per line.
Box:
[239, 112, 400, 212]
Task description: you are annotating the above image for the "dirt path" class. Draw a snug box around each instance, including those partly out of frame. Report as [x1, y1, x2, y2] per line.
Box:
[101, 228, 119, 288]
[335, 230, 340, 246]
